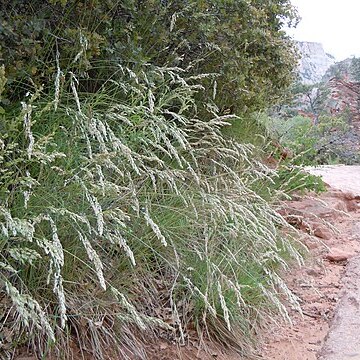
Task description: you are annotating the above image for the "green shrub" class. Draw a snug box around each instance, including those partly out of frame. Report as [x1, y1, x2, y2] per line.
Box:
[1, 0, 299, 118]
[262, 113, 356, 165]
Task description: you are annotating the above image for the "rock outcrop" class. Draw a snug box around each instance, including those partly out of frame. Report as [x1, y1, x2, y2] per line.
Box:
[326, 78, 360, 124]
[322, 78, 360, 162]
[297, 42, 336, 84]
[291, 50, 360, 163]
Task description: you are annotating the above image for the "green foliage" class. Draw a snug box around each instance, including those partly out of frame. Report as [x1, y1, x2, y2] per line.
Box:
[274, 167, 326, 194]
[0, 63, 303, 358]
[221, 114, 267, 147]
[1, 0, 299, 118]
[317, 113, 349, 134]
[262, 114, 315, 157]
[0, 1, 305, 358]
[263, 113, 354, 165]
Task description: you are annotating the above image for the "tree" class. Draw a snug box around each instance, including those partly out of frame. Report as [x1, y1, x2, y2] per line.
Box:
[1, 0, 299, 117]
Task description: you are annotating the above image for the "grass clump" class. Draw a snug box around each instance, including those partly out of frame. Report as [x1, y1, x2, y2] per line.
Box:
[0, 60, 304, 358]
[0, 0, 307, 358]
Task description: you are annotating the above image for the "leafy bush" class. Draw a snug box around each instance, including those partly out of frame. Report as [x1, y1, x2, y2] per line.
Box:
[263, 113, 357, 165]
[1, 0, 299, 118]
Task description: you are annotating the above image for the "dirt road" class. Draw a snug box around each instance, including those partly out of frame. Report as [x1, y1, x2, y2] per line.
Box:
[307, 166, 360, 360]
[306, 165, 360, 196]
[261, 165, 360, 360]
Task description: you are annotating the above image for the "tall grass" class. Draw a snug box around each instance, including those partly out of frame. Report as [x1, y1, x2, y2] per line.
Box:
[0, 61, 303, 358]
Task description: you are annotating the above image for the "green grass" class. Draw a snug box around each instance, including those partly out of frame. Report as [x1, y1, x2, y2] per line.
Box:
[0, 61, 305, 359]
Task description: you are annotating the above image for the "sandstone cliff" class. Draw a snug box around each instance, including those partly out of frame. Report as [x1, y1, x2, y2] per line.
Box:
[297, 42, 336, 84]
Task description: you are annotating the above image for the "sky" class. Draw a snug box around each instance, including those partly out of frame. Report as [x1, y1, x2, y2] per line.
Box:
[287, 0, 360, 61]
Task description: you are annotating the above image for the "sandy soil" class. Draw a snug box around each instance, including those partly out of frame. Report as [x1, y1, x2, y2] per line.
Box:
[260, 165, 360, 360]
[306, 165, 360, 196]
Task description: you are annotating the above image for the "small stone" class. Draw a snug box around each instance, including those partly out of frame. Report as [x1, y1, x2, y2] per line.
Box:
[306, 268, 322, 277]
[313, 226, 332, 240]
[325, 248, 353, 262]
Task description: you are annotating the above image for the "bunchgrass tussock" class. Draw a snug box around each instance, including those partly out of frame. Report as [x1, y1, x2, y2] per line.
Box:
[0, 57, 304, 359]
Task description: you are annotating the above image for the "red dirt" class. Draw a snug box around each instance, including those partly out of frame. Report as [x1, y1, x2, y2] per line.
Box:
[259, 168, 360, 360]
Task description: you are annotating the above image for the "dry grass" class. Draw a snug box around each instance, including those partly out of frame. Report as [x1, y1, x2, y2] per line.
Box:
[0, 60, 303, 358]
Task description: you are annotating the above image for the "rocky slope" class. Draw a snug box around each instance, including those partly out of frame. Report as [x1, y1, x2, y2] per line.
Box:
[297, 42, 336, 84]
[321, 58, 360, 125]
[291, 46, 360, 164]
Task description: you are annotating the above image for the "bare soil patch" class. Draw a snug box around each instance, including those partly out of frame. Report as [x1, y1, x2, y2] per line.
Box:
[259, 182, 360, 359]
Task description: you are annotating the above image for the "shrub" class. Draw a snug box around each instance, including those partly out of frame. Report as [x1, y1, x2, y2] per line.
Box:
[263, 113, 357, 165]
[1, 0, 299, 117]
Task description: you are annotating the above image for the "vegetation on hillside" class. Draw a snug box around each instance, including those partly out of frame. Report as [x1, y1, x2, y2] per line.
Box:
[264, 112, 353, 165]
[269, 56, 360, 165]
[0, 1, 314, 358]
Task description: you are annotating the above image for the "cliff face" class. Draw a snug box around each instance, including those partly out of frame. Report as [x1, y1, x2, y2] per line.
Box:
[290, 46, 360, 163]
[297, 42, 336, 84]
[294, 57, 360, 163]
[326, 78, 360, 120]
[321, 59, 360, 127]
